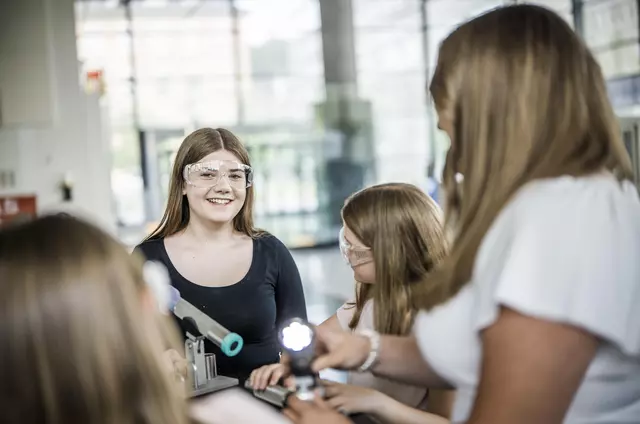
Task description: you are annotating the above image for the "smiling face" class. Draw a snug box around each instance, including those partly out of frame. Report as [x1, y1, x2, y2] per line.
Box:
[183, 149, 248, 226]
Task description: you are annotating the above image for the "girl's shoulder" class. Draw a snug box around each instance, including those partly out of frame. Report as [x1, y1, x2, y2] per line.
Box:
[336, 298, 374, 331]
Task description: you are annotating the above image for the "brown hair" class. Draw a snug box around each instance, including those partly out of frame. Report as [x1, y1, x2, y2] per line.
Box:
[424, 4, 634, 308]
[146, 128, 264, 241]
[0, 214, 191, 424]
[342, 183, 448, 335]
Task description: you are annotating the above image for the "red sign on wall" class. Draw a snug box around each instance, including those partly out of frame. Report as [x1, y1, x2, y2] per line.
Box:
[0, 195, 37, 227]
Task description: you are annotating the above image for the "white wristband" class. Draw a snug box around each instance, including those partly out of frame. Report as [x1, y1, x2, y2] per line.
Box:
[357, 329, 380, 373]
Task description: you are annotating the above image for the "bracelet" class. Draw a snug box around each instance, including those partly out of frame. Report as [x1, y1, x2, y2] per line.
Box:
[357, 329, 380, 373]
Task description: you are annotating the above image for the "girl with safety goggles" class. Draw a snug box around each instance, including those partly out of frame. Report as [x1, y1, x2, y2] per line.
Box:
[250, 183, 454, 424]
[135, 128, 307, 387]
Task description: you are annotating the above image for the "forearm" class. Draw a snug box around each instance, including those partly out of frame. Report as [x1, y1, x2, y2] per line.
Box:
[369, 394, 449, 424]
[426, 389, 456, 419]
[371, 335, 452, 389]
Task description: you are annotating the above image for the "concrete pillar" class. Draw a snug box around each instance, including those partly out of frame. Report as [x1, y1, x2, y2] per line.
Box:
[317, 0, 374, 225]
[319, 0, 358, 101]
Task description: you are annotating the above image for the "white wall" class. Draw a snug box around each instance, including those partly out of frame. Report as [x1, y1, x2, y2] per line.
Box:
[0, 0, 116, 234]
[0, 0, 58, 127]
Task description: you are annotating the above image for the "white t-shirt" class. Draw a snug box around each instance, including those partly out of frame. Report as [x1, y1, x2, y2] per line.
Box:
[415, 173, 640, 423]
[337, 299, 429, 409]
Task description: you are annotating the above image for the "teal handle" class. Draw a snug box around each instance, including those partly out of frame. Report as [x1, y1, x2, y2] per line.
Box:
[220, 332, 243, 357]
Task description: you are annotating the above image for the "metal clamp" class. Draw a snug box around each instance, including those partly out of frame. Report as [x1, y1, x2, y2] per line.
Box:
[185, 333, 238, 397]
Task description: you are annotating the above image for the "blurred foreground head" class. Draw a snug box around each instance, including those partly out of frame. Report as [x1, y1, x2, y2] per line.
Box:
[427, 4, 634, 305]
[0, 214, 189, 424]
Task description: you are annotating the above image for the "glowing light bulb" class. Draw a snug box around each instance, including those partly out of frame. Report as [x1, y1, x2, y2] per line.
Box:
[281, 322, 313, 352]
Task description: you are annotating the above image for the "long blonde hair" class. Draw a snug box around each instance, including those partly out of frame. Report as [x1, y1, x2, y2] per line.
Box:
[423, 4, 634, 309]
[0, 214, 191, 424]
[146, 128, 264, 241]
[342, 183, 448, 335]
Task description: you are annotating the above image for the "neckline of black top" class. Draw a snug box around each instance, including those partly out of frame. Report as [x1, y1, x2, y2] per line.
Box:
[158, 237, 258, 290]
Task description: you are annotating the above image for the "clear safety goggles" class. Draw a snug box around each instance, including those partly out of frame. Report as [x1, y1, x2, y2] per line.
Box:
[338, 227, 373, 267]
[183, 160, 253, 189]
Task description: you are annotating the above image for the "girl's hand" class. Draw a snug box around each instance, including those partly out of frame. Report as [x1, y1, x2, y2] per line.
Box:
[161, 348, 189, 397]
[310, 325, 371, 373]
[322, 380, 381, 415]
[248, 362, 295, 391]
[283, 395, 352, 424]
[162, 348, 189, 382]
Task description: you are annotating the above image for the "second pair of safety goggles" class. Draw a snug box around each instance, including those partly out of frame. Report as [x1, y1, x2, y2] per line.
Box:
[338, 227, 373, 267]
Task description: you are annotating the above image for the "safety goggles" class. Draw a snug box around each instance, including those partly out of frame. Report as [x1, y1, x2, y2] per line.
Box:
[183, 160, 253, 189]
[338, 227, 373, 267]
